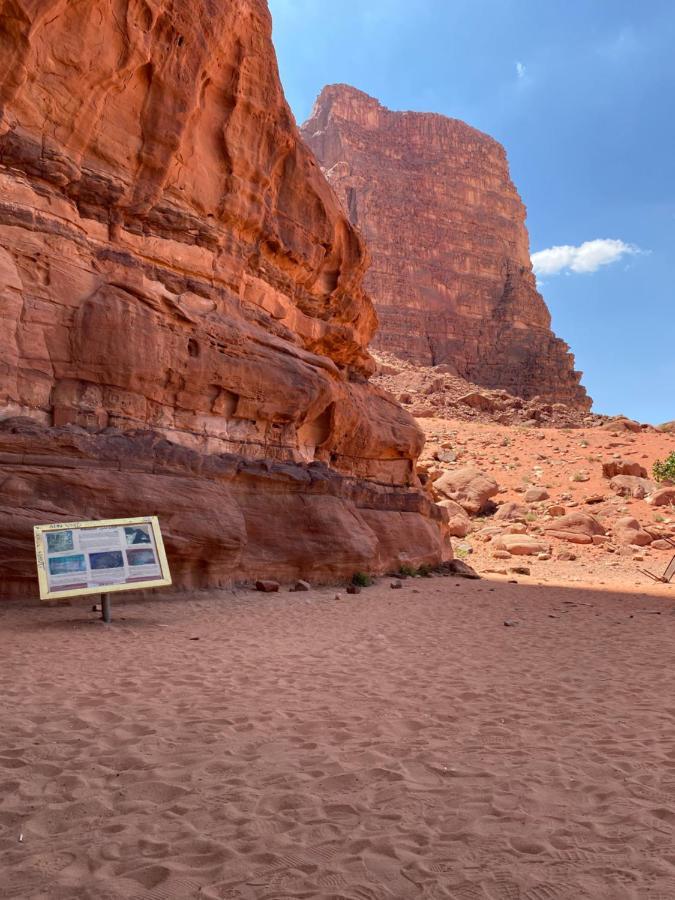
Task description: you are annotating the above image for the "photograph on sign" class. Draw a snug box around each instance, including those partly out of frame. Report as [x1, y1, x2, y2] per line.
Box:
[33, 517, 171, 600]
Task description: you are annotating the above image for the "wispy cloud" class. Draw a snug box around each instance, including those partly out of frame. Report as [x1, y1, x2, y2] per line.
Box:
[531, 238, 642, 277]
[515, 61, 526, 80]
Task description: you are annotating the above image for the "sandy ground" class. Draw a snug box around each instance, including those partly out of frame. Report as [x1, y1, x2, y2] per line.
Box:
[1, 577, 675, 900]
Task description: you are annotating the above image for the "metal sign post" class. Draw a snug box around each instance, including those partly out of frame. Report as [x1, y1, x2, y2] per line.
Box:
[101, 593, 112, 624]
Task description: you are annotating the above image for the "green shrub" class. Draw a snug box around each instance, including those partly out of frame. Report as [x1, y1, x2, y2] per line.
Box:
[352, 572, 373, 587]
[653, 452, 675, 483]
[398, 564, 416, 578]
[417, 564, 433, 578]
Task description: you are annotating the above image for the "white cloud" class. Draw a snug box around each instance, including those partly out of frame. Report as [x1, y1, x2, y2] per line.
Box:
[531, 238, 641, 277]
[516, 61, 526, 80]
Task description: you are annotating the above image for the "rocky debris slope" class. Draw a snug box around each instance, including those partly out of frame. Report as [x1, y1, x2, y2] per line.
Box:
[301, 84, 590, 409]
[0, 1, 448, 597]
[415, 417, 675, 585]
[371, 351, 647, 431]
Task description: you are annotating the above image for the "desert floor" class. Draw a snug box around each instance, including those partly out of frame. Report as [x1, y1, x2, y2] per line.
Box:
[1, 578, 675, 900]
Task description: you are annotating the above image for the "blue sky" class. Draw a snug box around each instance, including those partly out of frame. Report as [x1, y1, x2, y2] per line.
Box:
[269, 0, 674, 424]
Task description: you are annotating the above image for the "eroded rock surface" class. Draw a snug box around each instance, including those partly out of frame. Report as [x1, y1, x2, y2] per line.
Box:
[301, 85, 590, 409]
[0, 2, 447, 596]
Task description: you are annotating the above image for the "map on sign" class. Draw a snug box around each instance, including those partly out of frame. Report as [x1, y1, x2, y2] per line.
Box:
[34, 517, 171, 600]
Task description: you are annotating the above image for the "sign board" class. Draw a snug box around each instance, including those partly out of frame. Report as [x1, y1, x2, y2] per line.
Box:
[34, 517, 171, 601]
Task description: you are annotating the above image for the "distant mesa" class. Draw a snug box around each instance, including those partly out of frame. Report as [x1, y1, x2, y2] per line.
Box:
[301, 84, 591, 410]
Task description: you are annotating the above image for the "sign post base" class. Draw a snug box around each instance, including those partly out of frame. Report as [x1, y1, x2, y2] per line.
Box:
[101, 593, 111, 624]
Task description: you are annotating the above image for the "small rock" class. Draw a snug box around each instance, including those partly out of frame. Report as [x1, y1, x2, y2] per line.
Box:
[557, 551, 577, 562]
[390, 580, 403, 589]
[445, 559, 480, 579]
[510, 566, 531, 576]
[504, 620, 519, 627]
[255, 580, 280, 593]
[292, 580, 311, 592]
[525, 487, 550, 503]
[652, 539, 674, 550]
[346, 585, 362, 595]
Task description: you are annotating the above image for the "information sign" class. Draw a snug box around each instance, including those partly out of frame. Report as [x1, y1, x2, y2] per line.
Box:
[34, 517, 171, 601]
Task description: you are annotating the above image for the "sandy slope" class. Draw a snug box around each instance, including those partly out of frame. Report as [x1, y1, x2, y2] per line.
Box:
[1, 579, 674, 899]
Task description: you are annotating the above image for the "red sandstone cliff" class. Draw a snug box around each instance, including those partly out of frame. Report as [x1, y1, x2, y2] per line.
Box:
[301, 85, 590, 409]
[0, 3, 447, 597]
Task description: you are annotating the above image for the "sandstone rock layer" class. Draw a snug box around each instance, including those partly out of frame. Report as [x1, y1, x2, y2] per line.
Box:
[0, 2, 447, 596]
[301, 85, 590, 408]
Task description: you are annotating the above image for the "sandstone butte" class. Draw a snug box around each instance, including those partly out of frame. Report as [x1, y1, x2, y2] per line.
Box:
[0, 1, 449, 599]
[301, 84, 591, 410]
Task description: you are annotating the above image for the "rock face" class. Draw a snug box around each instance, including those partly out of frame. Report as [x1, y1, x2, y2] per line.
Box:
[0, 2, 447, 597]
[301, 85, 590, 409]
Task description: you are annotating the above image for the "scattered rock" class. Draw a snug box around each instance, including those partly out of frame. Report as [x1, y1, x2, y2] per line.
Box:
[437, 499, 471, 538]
[256, 580, 280, 593]
[613, 517, 653, 547]
[547, 505, 566, 517]
[544, 512, 606, 544]
[557, 551, 577, 562]
[609, 475, 657, 499]
[510, 565, 531, 575]
[444, 559, 480, 579]
[603, 459, 649, 479]
[459, 392, 496, 412]
[411, 406, 435, 418]
[525, 487, 549, 503]
[390, 580, 403, 589]
[491, 534, 548, 556]
[648, 487, 675, 508]
[434, 466, 499, 515]
[346, 585, 361, 595]
[494, 502, 528, 522]
[602, 417, 642, 433]
[652, 539, 674, 550]
[292, 580, 311, 592]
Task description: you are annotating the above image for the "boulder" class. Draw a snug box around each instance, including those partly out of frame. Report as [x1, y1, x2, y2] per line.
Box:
[648, 487, 675, 508]
[544, 512, 606, 545]
[434, 467, 499, 515]
[602, 418, 642, 433]
[256, 581, 280, 593]
[602, 460, 649, 479]
[437, 500, 471, 538]
[609, 475, 657, 499]
[547, 505, 566, 517]
[458, 392, 496, 412]
[613, 518, 653, 547]
[491, 535, 548, 556]
[652, 539, 674, 550]
[525, 487, 550, 503]
[494, 502, 529, 522]
[444, 559, 481, 579]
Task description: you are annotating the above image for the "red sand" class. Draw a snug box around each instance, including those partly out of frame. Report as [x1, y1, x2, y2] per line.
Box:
[1, 579, 674, 899]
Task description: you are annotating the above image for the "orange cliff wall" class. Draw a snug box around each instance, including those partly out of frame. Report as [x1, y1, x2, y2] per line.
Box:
[301, 85, 591, 410]
[0, 2, 448, 597]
